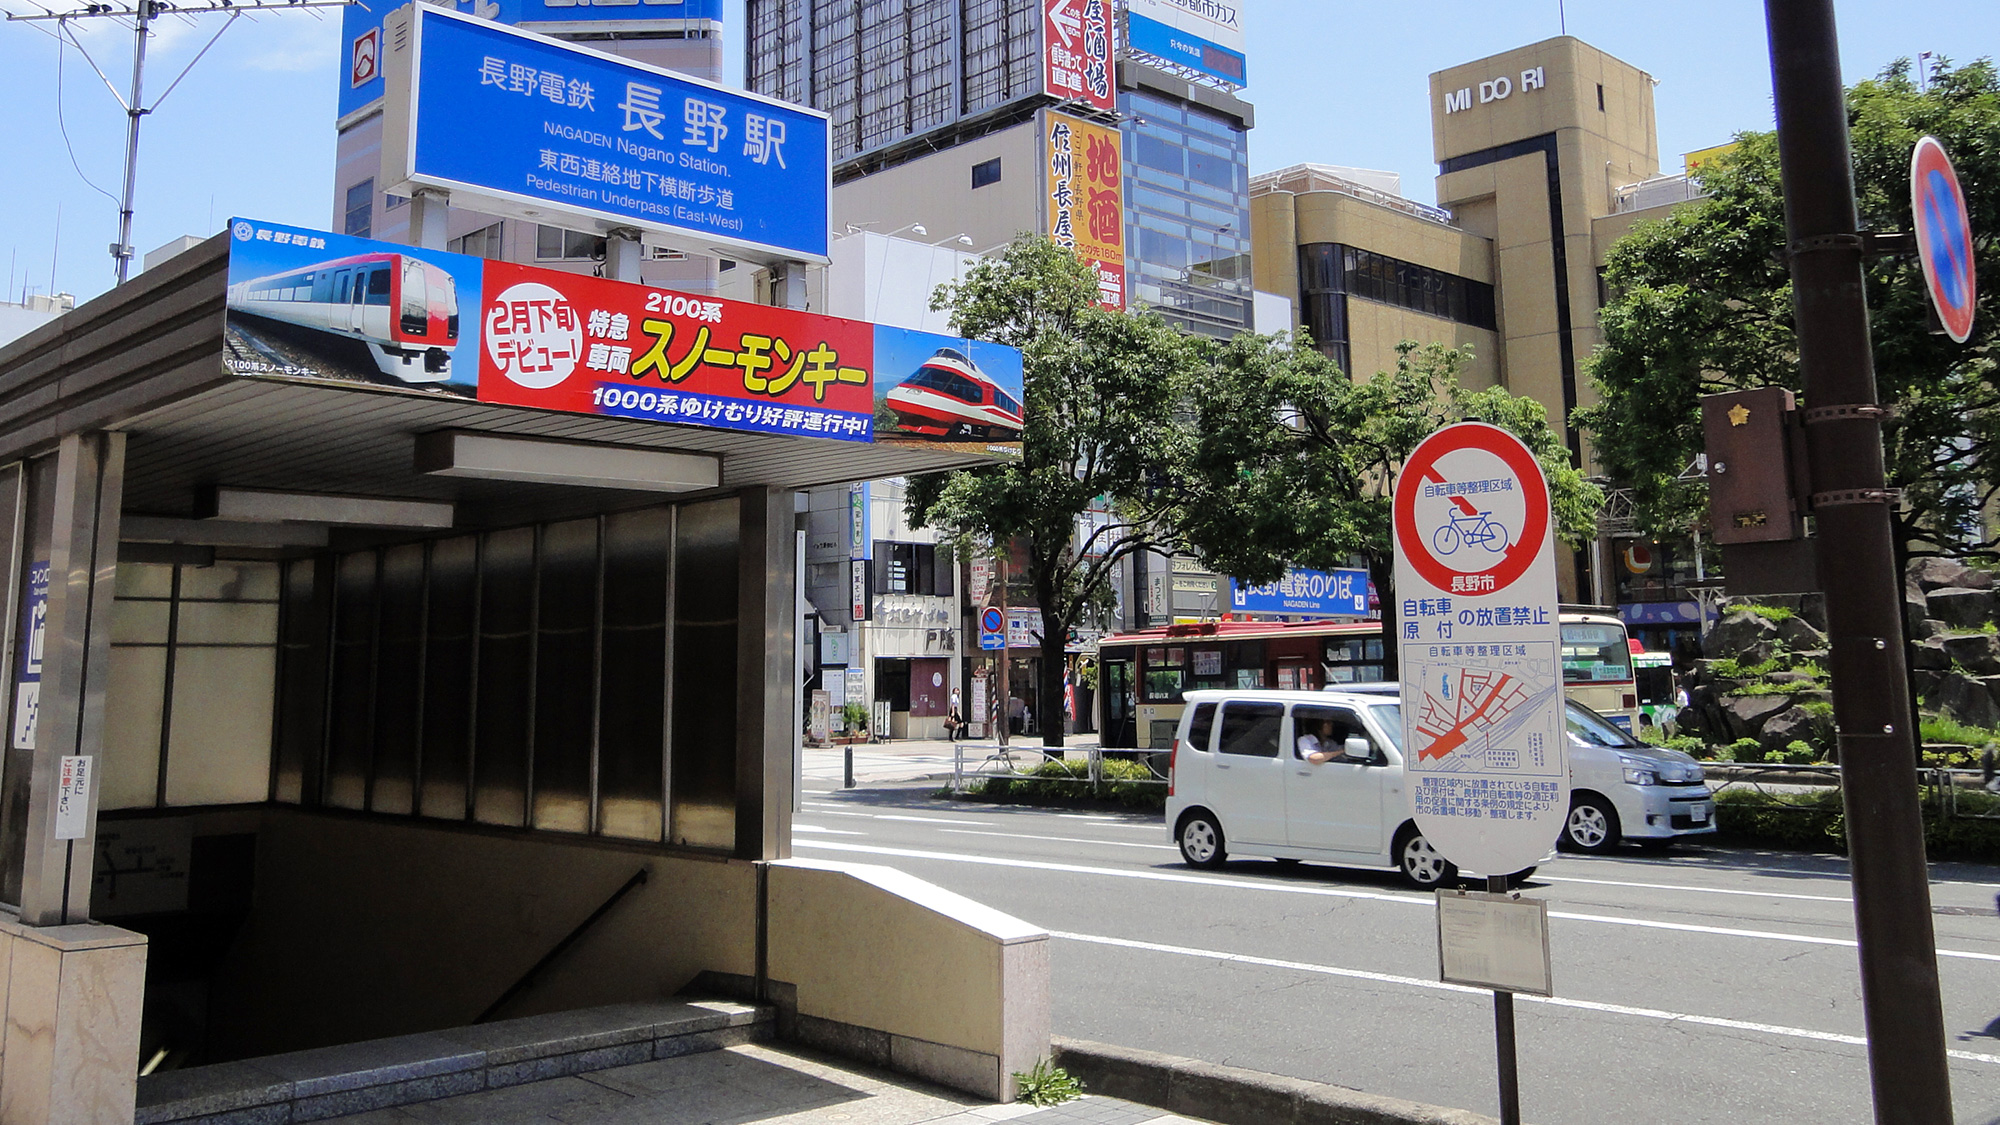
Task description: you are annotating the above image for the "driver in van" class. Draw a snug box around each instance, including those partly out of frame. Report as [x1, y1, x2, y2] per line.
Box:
[1296, 717, 1350, 764]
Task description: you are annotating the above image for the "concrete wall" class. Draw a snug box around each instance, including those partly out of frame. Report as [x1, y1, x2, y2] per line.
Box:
[768, 858, 1049, 1102]
[0, 910, 147, 1125]
[830, 122, 1045, 253]
[203, 809, 758, 1061]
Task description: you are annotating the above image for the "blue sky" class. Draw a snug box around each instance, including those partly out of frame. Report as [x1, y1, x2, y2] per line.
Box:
[1, 0, 1995, 305]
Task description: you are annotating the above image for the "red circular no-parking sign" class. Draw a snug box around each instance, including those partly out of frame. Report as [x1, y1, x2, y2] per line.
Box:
[1393, 423, 1551, 597]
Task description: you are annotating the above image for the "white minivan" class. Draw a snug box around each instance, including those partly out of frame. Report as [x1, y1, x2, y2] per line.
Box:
[1164, 688, 1715, 888]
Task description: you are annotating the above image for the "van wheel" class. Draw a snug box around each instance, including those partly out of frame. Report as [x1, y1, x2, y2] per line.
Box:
[1397, 829, 1458, 890]
[1562, 795, 1621, 854]
[1178, 811, 1227, 869]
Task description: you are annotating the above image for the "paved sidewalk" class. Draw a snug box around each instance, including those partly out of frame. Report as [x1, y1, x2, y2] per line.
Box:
[320, 1041, 1210, 1125]
[802, 737, 1100, 788]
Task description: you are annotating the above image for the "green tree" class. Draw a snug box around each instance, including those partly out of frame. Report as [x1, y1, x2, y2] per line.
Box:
[1175, 335, 1600, 675]
[1577, 58, 2000, 556]
[907, 236, 1200, 747]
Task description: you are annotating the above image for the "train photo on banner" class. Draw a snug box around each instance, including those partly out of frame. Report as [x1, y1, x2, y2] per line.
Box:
[1097, 609, 1639, 749]
[882, 348, 1025, 441]
[227, 251, 461, 382]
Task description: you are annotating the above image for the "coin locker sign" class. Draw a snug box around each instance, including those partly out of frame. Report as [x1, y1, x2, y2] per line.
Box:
[1392, 423, 1566, 875]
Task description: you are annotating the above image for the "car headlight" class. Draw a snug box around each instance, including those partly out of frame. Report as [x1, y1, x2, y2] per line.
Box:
[1619, 755, 1657, 786]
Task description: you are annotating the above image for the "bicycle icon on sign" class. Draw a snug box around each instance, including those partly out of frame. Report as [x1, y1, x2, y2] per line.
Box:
[1433, 508, 1511, 556]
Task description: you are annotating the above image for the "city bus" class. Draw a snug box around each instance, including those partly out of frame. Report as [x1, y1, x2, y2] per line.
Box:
[1096, 609, 1640, 749]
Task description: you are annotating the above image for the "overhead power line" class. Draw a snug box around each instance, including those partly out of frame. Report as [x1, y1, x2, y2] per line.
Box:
[7, 0, 352, 285]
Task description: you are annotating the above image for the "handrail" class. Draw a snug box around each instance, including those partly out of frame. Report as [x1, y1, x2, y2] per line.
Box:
[477, 867, 650, 1023]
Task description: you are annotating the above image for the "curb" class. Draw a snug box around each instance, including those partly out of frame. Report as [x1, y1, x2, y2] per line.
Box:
[1051, 1037, 1498, 1125]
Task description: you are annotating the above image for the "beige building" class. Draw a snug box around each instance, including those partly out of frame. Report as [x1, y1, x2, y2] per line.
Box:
[1253, 36, 1697, 605]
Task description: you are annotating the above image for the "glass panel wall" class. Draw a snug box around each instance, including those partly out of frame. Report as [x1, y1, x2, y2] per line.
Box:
[670, 498, 739, 850]
[531, 519, 598, 834]
[598, 509, 670, 842]
[420, 537, 477, 819]
[474, 527, 535, 828]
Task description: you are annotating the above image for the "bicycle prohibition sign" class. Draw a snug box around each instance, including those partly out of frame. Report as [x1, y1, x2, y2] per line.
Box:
[1393, 423, 1551, 599]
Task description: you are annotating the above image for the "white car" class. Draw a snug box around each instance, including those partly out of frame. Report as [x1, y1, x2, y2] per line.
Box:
[1163, 688, 1541, 889]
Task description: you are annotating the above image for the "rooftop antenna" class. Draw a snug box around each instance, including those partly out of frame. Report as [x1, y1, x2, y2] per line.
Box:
[50, 202, 61, 296]
[1557, 0, 1566, 35]
[7, 0, 352, 287]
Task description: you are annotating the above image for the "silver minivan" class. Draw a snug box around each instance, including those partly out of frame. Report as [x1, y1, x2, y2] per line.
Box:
[1164, 688, 1715, 888]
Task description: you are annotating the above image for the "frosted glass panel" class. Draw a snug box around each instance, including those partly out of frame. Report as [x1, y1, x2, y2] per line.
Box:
[370, 543, 425, 816]
[598, 508, 669, 842]
[114, 563, 173, 599]
[101, 647, 165, 810]
[474, 527, 533, 827]
[671, 498, 737, 850]
[420, 537, 477, 819]
[179, 561, 280, 600]
[325, 552, 376, 810]
[164, 647, 276, 806]
[532, 519, 596, 834]
[174, 603, 278, 645]
[111, 600, 171, 645]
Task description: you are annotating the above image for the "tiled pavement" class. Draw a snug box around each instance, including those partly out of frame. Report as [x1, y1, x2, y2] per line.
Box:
[318, 1041, 1211, 1125]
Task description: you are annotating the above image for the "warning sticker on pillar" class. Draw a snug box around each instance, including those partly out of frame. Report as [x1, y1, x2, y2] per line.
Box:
[11, 561, 48, 752]
[1392, 423, 1566, 876]
[54, 756, 91, 841]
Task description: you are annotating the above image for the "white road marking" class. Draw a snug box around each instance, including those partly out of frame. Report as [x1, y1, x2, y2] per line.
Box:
[796, 809, 876, 819]
[873, 814, 1001, 826]
[791, 839, 2000, 963]
[792, 824, 864, 835]
[1050, 930, 2000, 1068]
[938, 828, 1179, 851]
[1538, 874, 1852, 904]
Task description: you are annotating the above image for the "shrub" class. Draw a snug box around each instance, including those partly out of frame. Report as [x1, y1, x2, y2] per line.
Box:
[1014, 1060, 1085, 1107]
[1730, 737, 1767, 763]
[1780, 740, 1819, 765]
[1717, 786, 2000, 862]
[1746, 604, 1796, 622]
[962, 754, 1167, 810]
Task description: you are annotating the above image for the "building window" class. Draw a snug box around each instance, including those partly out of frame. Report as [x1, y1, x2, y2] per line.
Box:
[1120, 91, 1254, 339]
[447, 223, 504, 259]
[537, 225, 607, 261]
[344, 179, 373, 238]
[971, 157, 1002, 189]
[1597, 83, 1606, 112]
[872, 541, 955, 596]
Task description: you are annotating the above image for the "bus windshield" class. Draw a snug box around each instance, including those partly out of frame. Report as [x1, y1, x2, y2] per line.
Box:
[1561, 621, 1633, 684]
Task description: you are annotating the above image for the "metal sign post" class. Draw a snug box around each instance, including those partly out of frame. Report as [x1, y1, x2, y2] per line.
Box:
[1392, 421, 1566, 1125]
[1763, 3, 1956, 1120]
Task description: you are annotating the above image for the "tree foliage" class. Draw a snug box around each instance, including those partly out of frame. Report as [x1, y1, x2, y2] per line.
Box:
[907, 235, 1200, 745]
[1172, 336, 1600, 672]
[1577, 58, 2000, 556]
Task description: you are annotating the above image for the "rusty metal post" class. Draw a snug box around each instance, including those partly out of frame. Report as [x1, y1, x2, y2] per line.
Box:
[1765, 2, 1953, 1120]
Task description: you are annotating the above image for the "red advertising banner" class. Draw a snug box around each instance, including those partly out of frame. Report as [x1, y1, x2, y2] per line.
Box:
[479, 261, 876, 440]
[1047, 110, 1126, 309]
[1044, 0, 1113, 111]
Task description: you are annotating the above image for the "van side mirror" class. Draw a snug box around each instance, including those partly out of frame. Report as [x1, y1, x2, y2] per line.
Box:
[1343, 736, 1374, 762]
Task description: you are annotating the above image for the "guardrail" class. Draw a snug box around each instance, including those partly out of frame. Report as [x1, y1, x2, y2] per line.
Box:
[1703, 760, 2000, 820]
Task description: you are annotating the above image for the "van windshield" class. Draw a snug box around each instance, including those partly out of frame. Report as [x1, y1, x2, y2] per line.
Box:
[1373, 704, 1404, 753]
[1567, 703, 1641, 748]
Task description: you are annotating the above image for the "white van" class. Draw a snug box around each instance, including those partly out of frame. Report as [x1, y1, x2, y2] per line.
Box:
[1164, 689, 1715, 888]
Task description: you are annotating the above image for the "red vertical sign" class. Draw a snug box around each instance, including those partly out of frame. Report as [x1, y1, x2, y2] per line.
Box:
[1043, 0, 1113, 111]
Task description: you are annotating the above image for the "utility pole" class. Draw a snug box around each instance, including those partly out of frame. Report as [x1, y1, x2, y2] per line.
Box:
[8, 0, 350, 286]
[1764, 3, 1954, 1121]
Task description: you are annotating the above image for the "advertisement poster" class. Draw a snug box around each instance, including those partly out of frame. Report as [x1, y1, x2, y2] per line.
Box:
[1046, 111, 1126, 309]
[1042, 0, 1113, 111]
[1229, 567, 1370, 617]
[388, 5, 830, 264]
[1123, 0, 1246, 86]
[11, 560, 47, 753]
[223, 218, 1023, 453]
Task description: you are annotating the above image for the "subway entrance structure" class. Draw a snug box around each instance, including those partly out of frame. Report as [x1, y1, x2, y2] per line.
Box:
[0, 225, 1048, 1123]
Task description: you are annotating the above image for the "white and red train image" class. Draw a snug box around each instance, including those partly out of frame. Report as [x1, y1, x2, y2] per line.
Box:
[883, 348, 1024, 440]
[227, 251, 460, 382]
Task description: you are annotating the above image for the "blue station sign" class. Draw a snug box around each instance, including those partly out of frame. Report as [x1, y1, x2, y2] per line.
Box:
[1228, 568, 1370, 617]
[382, 4, 830, 264]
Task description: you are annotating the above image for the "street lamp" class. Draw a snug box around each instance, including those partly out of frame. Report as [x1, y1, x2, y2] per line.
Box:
[884, 222, 928, 238]
[931, 233, 974, 247]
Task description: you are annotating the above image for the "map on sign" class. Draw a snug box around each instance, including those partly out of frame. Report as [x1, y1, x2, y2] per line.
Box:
[1410, 643, 1560, 770]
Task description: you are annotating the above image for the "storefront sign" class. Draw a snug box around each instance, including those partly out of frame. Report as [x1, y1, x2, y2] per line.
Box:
[1393, 423, 1566, 876]
[819, 629, 851, 667]
[1007, 608, 1044, 649]
[808, 690, 832, 742]
[341, 0, 724, 120]
[844, 666, 866, 704]
[1043, 0, 1112, 111]
[849, 484, 870, 560]
[54, 755, 91, 840]
[1124, 0, 1245, 86]
[851, 559, 869, 621]
[1046, 111, 1126, 308]
[1617, 601, 1704, 627]
[1229, 567, 1369, 616]
[222, 219, 1023, 454]
[1442, 66, 1546, 115]
[382, 4, 830, 265]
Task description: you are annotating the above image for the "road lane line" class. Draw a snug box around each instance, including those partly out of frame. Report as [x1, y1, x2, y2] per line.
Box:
[937, 829, 1179, 851]
[872, 814, 1003, 826]
[1538, 874, 1852, 903]
[796, 809, 876, 818]
[793, 824, 864, 835]
[791, 839, 2000, 962]
[1050, 931, 2000, 1068]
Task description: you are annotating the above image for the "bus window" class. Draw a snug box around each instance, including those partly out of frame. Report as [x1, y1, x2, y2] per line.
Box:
[1561, 622, 1633, 684]
[1142, 646, 1186, 702]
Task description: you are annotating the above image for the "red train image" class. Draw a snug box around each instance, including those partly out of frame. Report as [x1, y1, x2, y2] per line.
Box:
[227, 252, 459, 382]
[883, 348, 1024, 440]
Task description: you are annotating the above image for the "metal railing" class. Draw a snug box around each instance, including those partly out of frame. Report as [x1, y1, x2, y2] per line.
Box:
[951, 743, 1170, 795]
[1702, 759, 2000, 821]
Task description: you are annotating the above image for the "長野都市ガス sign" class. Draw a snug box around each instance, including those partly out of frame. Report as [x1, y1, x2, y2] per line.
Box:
[220, 218, 1022, 454]
[381, 4, 830, 264]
